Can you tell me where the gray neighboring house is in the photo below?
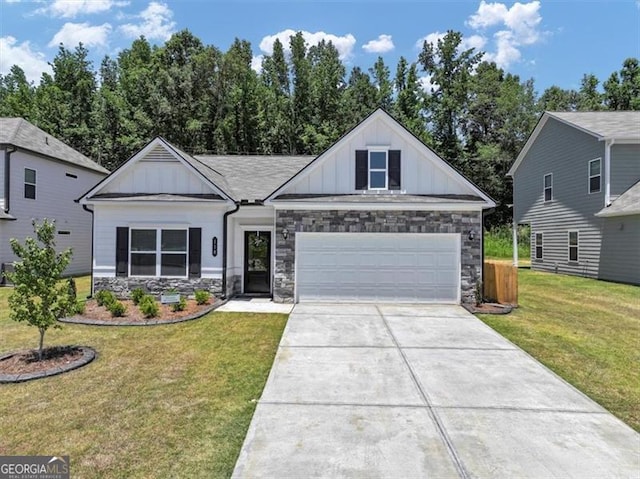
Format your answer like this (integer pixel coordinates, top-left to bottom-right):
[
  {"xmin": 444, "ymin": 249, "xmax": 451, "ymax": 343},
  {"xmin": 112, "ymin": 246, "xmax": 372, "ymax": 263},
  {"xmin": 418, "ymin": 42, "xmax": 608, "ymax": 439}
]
[
  {"xmin": 508, "ymin": 111, "xmax": 640, "ymax": 285},
  {"xmin": 1, "ymin": 118, "xmax": 109, "ymax": 280},
  {"xmin": 79, "ymin": 109, "xmax": 496, "ymax": 304}
]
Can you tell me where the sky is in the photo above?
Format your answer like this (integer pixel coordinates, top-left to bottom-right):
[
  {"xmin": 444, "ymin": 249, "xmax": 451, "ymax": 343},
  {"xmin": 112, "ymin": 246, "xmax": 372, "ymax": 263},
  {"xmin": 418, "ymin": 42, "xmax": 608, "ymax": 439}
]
[{"xmin": 0, "ymin": 0, "xmax": 639, "ymax": 94}]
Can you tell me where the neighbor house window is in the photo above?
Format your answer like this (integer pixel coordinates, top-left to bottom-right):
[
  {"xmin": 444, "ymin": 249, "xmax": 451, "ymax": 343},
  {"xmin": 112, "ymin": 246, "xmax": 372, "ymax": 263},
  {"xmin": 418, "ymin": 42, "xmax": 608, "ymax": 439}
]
[
  {"xmin": 535, "ymin": 233, "xmax": 543, "ymax": 260},
  {"xmin": 543, "ymin": 174, "xmax": 552, "ymax": 202},
  {"xmin": 130, "ymin": 228, "xmax": 188, "ymax": 277},
  {"xmin": 568, "ymin": 231, "xmax": 579, "ymax": 262},
  {"xmin": 589, "ymin": 159, "xmax": 601, "ymax": 194},
  {"xmin": 24, "ymin": 168, "xmax": 36, "ymax": 199},
  {"xmin": 369, "ymin": 151, "xmax": 388, "ymax": 189}
]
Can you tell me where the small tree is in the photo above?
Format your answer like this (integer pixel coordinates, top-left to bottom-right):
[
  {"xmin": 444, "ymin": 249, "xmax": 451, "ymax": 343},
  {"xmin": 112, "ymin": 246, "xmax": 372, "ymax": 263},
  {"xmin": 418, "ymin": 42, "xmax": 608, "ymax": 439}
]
[{"xmin": 6, "ymin": 219, "xmax": 73, "ymax": 361}]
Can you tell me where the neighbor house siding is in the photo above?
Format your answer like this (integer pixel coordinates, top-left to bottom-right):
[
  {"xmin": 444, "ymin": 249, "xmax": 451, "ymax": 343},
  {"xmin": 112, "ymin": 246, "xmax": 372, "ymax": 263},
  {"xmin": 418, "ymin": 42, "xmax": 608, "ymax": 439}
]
[
  {"xmin": 598, "ymin": 215, "xmax": 640, "ymax": 284},
  {"xmin": 610, "ymin": 144, "xmax": 640, "ymax": 198},
  {"xmin": 0, "ymin": 149, "xmax": 5, "ymax": 211},
  {"xmin": 0, "ymin": 150, "xmax": 106, "ymax": 276},
  {"xmin": 513, "ymin": 117, "xmax": 606, "ymax": 278}
]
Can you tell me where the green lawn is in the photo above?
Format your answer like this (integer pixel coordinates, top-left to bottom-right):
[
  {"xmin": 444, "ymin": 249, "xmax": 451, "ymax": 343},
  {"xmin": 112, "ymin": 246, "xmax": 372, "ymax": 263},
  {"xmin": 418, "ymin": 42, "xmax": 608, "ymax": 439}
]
[
  {"xmin": 0, "ymin": 277, "xmax": 287, "ymax": 478},
  {"xmin": 478, "ymin": 269, "xmax": 640, "ymax": 431}
]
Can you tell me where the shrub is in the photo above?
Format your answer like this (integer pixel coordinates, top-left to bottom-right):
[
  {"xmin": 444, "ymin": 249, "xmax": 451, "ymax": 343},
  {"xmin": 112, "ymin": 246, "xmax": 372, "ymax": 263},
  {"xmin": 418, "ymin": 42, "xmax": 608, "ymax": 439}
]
[
  {"xmin": 171, "ymin": 296, "xmax": 187, "ymax": 312},
  {"xmin": 194, "ymin": 290, "xmax": 210, "ymax": 305},
  {"xmin": 95, "ymin": 289, "xmax": 116, "ymax": 307},
  {"xmin": 131, "ymin": 288, "xmax": 145, "ymax": 305},
  {"xmin": 74, "ymin": 300, "xmax": 86, "ymax": 315},
  {"xmin": 139, "ymin": 295, "xmax": 159, "ymax": 318},
  {"xmin": 109, "ymin": 301, "xmax": 127, "ymax": 317},
  {"xmin": 67, "ymin": 277, "xmax": 77, "ymax": 303}
]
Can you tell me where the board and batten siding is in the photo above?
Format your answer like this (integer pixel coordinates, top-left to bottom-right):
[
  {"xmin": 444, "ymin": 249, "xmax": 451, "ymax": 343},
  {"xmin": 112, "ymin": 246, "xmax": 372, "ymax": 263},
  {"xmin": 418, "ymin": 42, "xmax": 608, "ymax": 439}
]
[
  {"xmin": 285, "ymin": 116, "xmax": 471, "ymax": 196},
  {"xmin": 92, "ymin": 203, "xmax": 226, "ymax": 279},
  {"xmin": 610, "ymin": 144, "xmax": 640, "ymax": 198},
  {"xmin": 513, "ymin": 117, "xmax": 607, "ymax": 278},
  {"xmin": 598, "ymin": 215, "xmax": 640, "ymax": 284},
  {"xmin": 0, "ymin": 150, "xmax": 106, "ymax": 276}
]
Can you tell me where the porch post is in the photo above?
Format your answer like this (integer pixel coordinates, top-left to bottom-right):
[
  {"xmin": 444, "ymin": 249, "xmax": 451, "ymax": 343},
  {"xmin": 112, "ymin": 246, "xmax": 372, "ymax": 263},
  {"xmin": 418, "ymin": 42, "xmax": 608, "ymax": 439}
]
[{"xmin": 512, "ymin": 220, "xmax": 519, "ymax": 267}]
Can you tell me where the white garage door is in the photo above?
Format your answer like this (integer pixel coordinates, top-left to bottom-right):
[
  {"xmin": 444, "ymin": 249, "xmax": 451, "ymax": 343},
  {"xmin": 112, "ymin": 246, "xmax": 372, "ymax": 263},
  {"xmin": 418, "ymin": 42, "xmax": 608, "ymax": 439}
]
[{"xmin": 296, "ymin": 233, "xmax": 460, "ymax": 303}]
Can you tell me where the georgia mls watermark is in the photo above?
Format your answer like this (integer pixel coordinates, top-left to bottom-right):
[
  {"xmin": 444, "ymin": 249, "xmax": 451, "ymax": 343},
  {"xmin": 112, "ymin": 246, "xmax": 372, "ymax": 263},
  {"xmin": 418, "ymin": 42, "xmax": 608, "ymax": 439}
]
[{"xmin": 0, "ymin": 456, "xmax": 69, "ymax": 479}]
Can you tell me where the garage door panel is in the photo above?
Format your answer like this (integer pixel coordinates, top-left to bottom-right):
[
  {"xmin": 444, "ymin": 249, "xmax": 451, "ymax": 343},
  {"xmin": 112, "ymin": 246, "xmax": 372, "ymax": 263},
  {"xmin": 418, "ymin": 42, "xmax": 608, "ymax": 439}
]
[{"xmin": 296, "ymin": 233, "xmax": 460, "ymax": 303}]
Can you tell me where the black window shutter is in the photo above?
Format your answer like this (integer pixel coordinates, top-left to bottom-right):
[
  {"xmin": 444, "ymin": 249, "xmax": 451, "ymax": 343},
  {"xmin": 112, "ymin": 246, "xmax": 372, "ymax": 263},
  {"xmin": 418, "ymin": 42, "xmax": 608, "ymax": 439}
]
[
  {"xmin": 189, "ymin": 228, "xmax": 202, "ymax": 278},
  {"xmin": 115, "ymin": 227, "xmax": 129, "ymax": 277},
  {"xmin": 388, "ymin": 150, "xmax": 401, "ymax": 190},
  {"xmin": 355, "ymin": 150, "xmax": 368, "ymax": 190}
]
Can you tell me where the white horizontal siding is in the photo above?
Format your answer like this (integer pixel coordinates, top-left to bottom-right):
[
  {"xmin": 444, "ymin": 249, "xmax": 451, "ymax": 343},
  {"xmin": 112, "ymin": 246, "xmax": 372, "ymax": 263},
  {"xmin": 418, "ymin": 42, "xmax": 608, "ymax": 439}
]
[
  {"xmin": 610, "ymin": 144, "xmax": 640, "ymax": 198},
  {"xmin": 285, "ymin": 116, "xmax": 472, "ymax": 196},
  {"xmin": 0, "ymin": 150, "xmax": 106, "ymax": 276},
  {"xmin": 598, "ymin": 215, "xmax": 640, "ymax": 284}
]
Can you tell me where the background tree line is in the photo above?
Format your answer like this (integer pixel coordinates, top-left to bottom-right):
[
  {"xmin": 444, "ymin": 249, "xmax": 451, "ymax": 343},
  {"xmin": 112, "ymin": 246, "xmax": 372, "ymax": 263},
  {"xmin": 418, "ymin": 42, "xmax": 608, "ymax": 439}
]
[{"xmin": 1, "ymin": 29, "xmax": 638, "ymax": 226}]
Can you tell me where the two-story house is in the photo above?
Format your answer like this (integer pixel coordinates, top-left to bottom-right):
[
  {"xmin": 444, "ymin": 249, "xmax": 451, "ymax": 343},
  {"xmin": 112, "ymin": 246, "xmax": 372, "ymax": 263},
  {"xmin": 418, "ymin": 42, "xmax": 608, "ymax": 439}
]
[
  {"xmin": 509, "ymin": 111, "xmax": 640, "ymax": 285},
  {"xmin": 78, "ymin": 109, "xmax": 496, "ymax": 304},
  {"xmin": 1, "ymin": 118, "xmax": 109, "ymax": 280}
]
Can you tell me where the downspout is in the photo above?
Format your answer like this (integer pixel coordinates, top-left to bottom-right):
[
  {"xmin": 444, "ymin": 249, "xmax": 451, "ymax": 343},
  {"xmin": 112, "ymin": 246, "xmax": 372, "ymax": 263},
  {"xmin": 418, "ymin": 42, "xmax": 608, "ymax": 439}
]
[
  {"xmin": 604, "ymin": 138, "xmax": 614, "ymax": 207},
  {"xmin": 221, "ymin": 201, "xmax": 241, "ymax": 299},
  {"xmin": 82, "ymin": 204, "xmax": 95, "ymax": 298},
  {"xmin": 4, "ymin": 145, "xmax": 17, "ymax": 214}
]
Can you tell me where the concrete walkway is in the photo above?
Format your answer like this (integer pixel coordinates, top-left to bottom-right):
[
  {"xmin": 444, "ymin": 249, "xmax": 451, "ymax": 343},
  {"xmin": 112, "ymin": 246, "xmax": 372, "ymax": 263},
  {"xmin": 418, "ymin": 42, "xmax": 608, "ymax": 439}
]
[
  {"xmin": 216, "ymin": 297, "xmax": 294, "ymax": 314},
  {"xmin": 232, "ymin": 303, "xmax": 640, "ymax": 478}
]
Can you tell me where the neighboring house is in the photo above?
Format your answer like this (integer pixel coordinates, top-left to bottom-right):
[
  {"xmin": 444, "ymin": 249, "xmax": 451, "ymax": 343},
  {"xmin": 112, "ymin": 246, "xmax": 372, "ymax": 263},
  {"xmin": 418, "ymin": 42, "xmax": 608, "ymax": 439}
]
[
  {"xmin": 508, "ymin": 111, "xmax": 640, "ymax": 285},
  {"xmin": 79, "ymin": 109, "xmax": 496, "ymax": 304},
  {"xmin": 0, "ymin": 118, "xmax": 109, "ymax": 280}
]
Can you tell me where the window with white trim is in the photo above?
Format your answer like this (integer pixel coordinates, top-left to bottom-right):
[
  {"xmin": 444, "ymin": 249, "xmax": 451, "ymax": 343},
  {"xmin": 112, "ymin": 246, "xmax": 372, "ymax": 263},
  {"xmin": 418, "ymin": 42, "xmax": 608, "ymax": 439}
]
[
  {"xmin": 24, "ymin": 168, "xmax": 36, "ymax": 199},
  {"xmin": 589, "ymin": 159, "xmax": 601, "ymax": 194},
  {"xmin": 543, "ymin": 174, "xmax": 552, "ymax": 202},
  {"xmin": 535, "ymin": 233, "xmax": 543, "ymax": 260},
  {"xmin": 369, "ymin": 151, "xmax": 387, "ymax": 189},
  {"xmin": 130, "ymin": 228, "xmax": 187, "ymax": 277},
  {"xmin": 568, "ymin": 231, "xmax": 579, "ymax": 262}
]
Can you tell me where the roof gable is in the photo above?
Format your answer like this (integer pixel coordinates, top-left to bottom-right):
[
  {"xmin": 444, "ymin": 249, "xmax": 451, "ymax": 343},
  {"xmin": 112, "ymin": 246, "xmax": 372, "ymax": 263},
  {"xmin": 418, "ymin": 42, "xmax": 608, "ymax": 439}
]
[
  {"xmin": 79, "ymin": 137, "xmax": 232, "ymax": 203},
  {"xmin": 0, "ymin": 117, "xmax": 109, "ymax": 174},
  {"xmin": 265, "ymin": 108, "xmax": 495, "ymax": 206}
]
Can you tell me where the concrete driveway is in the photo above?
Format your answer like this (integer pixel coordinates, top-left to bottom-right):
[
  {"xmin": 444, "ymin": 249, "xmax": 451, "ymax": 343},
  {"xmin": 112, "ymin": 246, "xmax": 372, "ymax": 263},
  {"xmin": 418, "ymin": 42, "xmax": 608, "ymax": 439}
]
[{"xmin": 232, "ymin": 304, "xmax": 639, "ymax": 478}]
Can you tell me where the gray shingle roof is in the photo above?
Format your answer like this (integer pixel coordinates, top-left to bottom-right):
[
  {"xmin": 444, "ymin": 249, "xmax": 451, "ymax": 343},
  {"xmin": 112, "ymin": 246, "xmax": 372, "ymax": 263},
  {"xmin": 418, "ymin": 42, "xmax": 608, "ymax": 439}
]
[
  {"xmin": 596, "ymin": 181, "xmax": 640, "ymax": 217},
  {"xmin": 194, "ymin": 155, "xmax": 315, "ymax": 201},
  {"xmin": 0, "ymin": 118, "xmax": 109, "ymax": 174},
  {"xmin": 272, "ymin": 194, "xmax": 485, "ymax": 203},
  {"xmin": 548, "ymin": 111, "xmax": 640, "ymax": 140}
]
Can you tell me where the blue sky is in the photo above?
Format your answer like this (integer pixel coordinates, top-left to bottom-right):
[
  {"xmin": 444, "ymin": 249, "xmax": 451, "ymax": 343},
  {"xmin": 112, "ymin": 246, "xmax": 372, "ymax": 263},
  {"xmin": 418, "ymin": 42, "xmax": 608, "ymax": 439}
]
[{"xmin": 1, "ymin": 0, "xmax": 639, "ymax": 94}]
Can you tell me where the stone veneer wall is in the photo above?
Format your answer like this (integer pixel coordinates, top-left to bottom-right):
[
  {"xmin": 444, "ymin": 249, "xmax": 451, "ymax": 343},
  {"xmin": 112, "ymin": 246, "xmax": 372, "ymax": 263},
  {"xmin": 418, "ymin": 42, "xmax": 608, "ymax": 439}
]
[
  {"xmin": 94, "ymin": 277, "xmax": 222, "ymax": 299},
  {"xmin": 274, "ymin": 209, "xmax": 482, "ymax": 304}
]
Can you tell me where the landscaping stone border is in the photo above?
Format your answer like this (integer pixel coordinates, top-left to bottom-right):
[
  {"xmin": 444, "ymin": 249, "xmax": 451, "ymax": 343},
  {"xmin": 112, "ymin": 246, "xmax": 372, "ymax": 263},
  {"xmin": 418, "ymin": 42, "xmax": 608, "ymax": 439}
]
[
  {"xmin": 58, "ymin": 300, "xmax": 225, "ymax": 327},
  {"xmin": 0, "ymin": 346, "xmax": 96, "ymax": 383}
]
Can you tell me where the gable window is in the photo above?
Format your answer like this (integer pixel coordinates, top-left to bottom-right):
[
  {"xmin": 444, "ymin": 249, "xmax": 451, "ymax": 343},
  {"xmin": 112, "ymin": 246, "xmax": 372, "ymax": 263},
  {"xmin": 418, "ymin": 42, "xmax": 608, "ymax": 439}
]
[
  {"xmin": 130, "ymin": 228, "xmax": 187, "ymax": 277},
  {"xmin": 24, "ymin": 168, "xmax": 36, "ymax": 199},
  {"xmin": 355, "ymin": 150, "xmax": 401, "ymax": 190},
  {"xmin": 589, "ymin": 159, "xmax": 601, "ymax": 194},
  {"xmin": 535, "ymin": 233, "xmax": 543, "ymax": 260},
  {"xmin": 568, "ymin": 231, "xmax": 579, "ymax": 262},
  {"xmin": 543, "ymin": 174, "xmax": 552, "ymax": 202}
]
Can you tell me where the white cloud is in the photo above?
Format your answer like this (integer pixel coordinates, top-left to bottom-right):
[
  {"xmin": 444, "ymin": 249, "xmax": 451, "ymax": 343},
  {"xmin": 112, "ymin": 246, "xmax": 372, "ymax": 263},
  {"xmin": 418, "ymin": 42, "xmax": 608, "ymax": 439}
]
[
  {"xmin": 0, "ymin": 36, "xmax": 52, "ymax": 84},
  {"xmin": 259, "ymin": 29, "xmax": 356, "ymax": 61},
  {"xmin": 119, "ymin": 1, "xmax": 176, "ymax": 41},
  {"xmin": 415, "ymin": 31, "xmax": 446, "ymax": 50},
  {"xmin": 418, "ymin": 74, "xmax": 438, "ymax": 94},
  {"xmin": 48, "ymin": 22, "xmax": 112, "ymax": 48},
  {"xmin": 466, "ymin": 1, "xmax": 544, "ymax": 68},
  {"xmin": 362, "ymin": 34, "xmax": 394, "ymax": 54},
  {"xmin": 36, "ymin": 0, "xmax": 129, "ymax": 18},
  {"xmin": 251, "ymin": 55, "xmax": 263, "ymax": 73}
]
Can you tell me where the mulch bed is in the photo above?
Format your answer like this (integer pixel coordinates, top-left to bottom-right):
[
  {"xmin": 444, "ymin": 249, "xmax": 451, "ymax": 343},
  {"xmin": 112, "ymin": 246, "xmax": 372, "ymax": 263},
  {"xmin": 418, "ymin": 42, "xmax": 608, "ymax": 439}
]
[
  {"xmin": 0, "ymin": 346, "xmax": 96, "ymax": 383},
  {"xmin": 60, "ymin": 298, "xmax": 221, "ymax": 326},
  {"xmin": 464, "ymin": 302, "xmax": 514, "ymax": 314}
]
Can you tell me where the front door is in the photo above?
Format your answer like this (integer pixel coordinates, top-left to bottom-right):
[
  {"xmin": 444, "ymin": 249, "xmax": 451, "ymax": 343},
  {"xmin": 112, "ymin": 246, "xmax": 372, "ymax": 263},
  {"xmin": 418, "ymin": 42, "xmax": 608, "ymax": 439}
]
[{"xmin": 244, "ymin": 231, "xmax": 271, "ymax": 294}]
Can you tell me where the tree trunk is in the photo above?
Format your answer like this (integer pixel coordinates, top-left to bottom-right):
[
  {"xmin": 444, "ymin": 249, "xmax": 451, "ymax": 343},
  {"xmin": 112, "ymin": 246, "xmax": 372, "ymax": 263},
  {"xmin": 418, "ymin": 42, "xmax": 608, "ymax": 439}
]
[{"xmin": 38, "ymin": 328, "xmax": 45, "ymax": 361}]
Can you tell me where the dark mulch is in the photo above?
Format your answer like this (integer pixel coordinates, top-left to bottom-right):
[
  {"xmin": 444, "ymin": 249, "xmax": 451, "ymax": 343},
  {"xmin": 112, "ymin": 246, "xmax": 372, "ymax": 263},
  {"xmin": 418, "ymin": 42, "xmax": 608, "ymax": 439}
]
[
  {"xmin": 464, "ymin": 303, "xmax": 514, "ymax": 314},
  {"xmin": 0, "ymin": 346, "xmax": 84, "ymax": 375}
]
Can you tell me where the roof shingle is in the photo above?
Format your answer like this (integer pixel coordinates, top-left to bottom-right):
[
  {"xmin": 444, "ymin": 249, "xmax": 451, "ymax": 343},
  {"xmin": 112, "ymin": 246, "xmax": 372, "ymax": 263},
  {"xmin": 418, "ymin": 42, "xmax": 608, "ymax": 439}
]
[{"xmin": 548, "ymin": 111, "xmax": 640, "ymax": 140}]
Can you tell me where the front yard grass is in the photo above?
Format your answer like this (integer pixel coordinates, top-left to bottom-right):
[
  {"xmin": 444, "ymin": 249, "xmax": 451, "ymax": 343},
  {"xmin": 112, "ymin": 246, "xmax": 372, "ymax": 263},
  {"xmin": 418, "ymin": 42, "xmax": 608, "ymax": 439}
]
[
  {"xmin": 0, "ymin": 277, "xmax": 287, "ymax": 478},
  {"xmin": 478, "ymin": 269, "xmax": 640, "ymax": 431}
]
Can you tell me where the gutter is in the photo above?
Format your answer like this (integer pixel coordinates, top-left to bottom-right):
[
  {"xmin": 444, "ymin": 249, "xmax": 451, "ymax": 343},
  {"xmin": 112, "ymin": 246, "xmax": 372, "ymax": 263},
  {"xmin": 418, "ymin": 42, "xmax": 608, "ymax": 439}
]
[
  {"xmin": 3, "ymin": 145, "xmax": 17, "ymax": 214},
  {"xmin": 221, "ymin": 201, "xmax": 241, "ymax": 299},
  {"xmin": 82, "ymin": 204, "xmax": 95, "ymax": 298}
]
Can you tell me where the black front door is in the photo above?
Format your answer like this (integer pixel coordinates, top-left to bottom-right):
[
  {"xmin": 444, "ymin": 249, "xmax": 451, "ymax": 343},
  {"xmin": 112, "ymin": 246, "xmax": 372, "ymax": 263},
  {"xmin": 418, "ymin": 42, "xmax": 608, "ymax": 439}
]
[{"xmin": 244, "ymin": 231, "xmax": 271, "ymax": 294}]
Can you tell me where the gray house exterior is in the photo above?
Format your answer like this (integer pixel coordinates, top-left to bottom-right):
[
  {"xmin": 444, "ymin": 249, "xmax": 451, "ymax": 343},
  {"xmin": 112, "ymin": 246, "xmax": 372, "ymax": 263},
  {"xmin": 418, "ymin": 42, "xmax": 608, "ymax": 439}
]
[
  {"xmin": 509, "ymin": 111, "xmax": 640, "ymax": 285},
  {"xmin": 1, "ymin": 118, "xmax": 109, "ymax": 279}
]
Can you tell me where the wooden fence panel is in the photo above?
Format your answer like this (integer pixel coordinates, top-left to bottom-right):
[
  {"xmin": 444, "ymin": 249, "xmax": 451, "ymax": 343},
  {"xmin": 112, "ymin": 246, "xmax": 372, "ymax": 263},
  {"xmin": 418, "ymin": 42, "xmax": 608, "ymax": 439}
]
[{"xmin": 484, "ymin": 261, "xmax": 518, "ymax": 306}]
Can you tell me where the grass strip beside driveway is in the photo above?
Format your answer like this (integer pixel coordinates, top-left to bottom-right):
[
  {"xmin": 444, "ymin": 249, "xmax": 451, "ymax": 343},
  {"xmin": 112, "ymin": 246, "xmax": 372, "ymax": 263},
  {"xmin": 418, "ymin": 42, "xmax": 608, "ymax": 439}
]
[
  {"xmin": 479, "ymin": 269, "xmax": 640, "ymax": 432},
  {"xmin": 0, "ymin": 278, "xmax": 287, "ymax": 478}
]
